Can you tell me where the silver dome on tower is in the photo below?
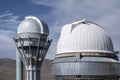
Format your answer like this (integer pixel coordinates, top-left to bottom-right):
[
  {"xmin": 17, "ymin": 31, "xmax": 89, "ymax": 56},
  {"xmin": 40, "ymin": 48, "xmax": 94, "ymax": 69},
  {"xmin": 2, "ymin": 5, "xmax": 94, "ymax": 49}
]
[
  {"xmin": 52, "ymin": 19, "xmax": 120, "ymax": 80},
  {"xmin": 17, "ymin": 16, "xmax": 49, "ymax": 35},
  {"xmin": 14, "ymin": 16, "xmax": 52, "ymax": 80}
]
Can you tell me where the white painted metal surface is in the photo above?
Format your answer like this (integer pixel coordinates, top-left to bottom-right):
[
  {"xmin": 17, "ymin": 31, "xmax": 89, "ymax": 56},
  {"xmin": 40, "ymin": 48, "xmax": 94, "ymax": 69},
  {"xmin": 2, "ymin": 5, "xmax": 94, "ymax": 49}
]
[
  {"xmin": 16, "ymin": 51, "xmax": 23, "ymax": 80},
  {"xmin": 52, "ymin": 61, "xmax": 120, "ymax": 75},
  {"xmin": 17, "ymin": 16, "xmax": 49, "ymax": 35},
  {"xmin": 57, "ymin": 19, "xmax": 114, "ymax": 54}
]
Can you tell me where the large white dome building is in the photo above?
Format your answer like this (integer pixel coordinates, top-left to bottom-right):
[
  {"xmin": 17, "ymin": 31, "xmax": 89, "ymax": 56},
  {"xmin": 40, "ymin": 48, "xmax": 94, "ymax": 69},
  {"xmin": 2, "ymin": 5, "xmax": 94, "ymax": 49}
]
[
  {"xmin": 52, "ymin": 19, "xmax": 120, "ymax": 80},
  {"xmin": 57, "ymin": 19, "xmax": 113, "ymax": 54}
]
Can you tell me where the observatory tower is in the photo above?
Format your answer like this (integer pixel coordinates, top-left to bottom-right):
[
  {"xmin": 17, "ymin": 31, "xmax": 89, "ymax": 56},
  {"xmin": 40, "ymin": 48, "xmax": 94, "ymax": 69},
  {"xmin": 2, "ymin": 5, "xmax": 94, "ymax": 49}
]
[
  {"xmin": 14, "ymin": 16, "xmax": 52, "ymax": 80},
  {"xmin": 52, "ymin": 19, "xmax": 120, "ymax": 80}
]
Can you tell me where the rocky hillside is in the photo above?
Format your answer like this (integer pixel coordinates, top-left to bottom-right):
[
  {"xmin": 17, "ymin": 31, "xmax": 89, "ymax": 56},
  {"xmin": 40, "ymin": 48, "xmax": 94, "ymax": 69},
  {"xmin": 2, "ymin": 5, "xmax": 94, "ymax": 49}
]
[{"xmin": 0, "ymin": 58, "xmax": 53, "ymax": 80}]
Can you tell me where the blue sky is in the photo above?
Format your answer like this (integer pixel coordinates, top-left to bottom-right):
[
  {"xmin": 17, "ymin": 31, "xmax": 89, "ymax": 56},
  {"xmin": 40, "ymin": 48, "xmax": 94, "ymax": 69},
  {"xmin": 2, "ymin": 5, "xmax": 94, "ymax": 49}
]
[{"xmin": 0, "ymin": 0, "xmax": 120, "ymax": 59}]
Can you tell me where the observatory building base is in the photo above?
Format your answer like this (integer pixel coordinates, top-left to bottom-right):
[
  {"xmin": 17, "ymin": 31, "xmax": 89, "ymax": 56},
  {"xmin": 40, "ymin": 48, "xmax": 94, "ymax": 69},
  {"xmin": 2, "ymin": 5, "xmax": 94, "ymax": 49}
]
[
  {"xmin": 53, "ymin": 75, "xmax": 119, "ymax": 80},
  {"xmin": 52, "ymin": 57, "xmax": 120, "ymax": 80}
]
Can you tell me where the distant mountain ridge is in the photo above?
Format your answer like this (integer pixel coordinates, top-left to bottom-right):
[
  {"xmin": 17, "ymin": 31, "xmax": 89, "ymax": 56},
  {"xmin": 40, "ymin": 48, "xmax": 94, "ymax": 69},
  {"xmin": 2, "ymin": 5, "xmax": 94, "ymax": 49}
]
[{"xmin": 0, "ymin": 58, "xmax": 53, "ymax": 80}]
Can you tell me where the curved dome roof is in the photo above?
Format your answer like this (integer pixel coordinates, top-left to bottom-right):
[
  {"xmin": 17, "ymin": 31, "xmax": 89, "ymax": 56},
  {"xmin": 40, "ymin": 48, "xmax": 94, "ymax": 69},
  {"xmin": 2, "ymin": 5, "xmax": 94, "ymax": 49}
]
[
  {"xmin": 17, "ymin": 16, "xmax": 49, "ymax": 35},
  {"xmin": 57, "ymin": 19, "xmax": 114, "ymax": 54}
]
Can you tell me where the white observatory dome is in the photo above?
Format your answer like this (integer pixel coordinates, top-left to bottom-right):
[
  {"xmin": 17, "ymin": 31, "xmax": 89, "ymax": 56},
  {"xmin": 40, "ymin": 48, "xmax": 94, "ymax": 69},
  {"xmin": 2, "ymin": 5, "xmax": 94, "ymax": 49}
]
[
  {"xmin": 17, "ymin": 16, "xmax": 49, "ymax": 35},
  {"xmin": 57, "ymin": 19, "xmax": 114, "ymax": 54}
]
